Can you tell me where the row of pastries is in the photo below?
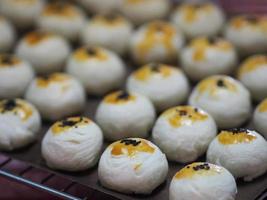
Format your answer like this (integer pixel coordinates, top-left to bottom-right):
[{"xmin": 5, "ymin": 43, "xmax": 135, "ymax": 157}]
[{"xmin": 0, "ymin": 0, "xmax": 267, "ymax": 200}]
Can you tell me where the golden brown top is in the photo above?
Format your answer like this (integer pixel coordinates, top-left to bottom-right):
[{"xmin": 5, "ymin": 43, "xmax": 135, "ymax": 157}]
[
  {"xmin": 133, "ymin": 63, "xmax": 175, "ymax": 81},
  {"xmin": 73, "ymin": 47, "xmax": 108, "ymax": 62},
  {"xmin": 11, "ymin": 0, "xmax": 38, "ymax": 5},
  {"xmin": 137, "ymin": 21, "xmax": 177, "ymax": 61},
  {"xmin": 104, "ymin": 91, "xmax": 136, "ymax": 105},
  {"xmin": 92, "ymin": 14, "xmax": 127, "ymax": 27},
  {"xmin": 218, "ymin": 129, "xmax": 257, "ymax": 145},
  {"xmin": 189, "ymin": 37, "xmax": 233, "ymax": 61},
  {"xmin": 0, "ymin": 54, "xmax": 20, "ymax": 67},
  {"xmin": 111, "ymin": 138, "xmax": 155, "ymax": 157},
  {"xmin": 230, "ymin": 16, "xmax": 267, "ymax": 32},
  {"xmin": 258, "ymin": 98, "xmax": 267, "ymax": 113},
  {"xmin": 196, "ymin": 76, "xmax": 237, "ymax": 99},
  {"xmin": 42, "ymin": 2, "xmax": 80, "ymax": 18},
  {"xmin": 238, "ymin": 55, "xmax": 267, "ymax": 78},
  {"xmin": 0, "ymin": 99, "xmax": 33, "ymax": 121},
  {"xmin": 25, "ymin": 31, "xmax": 53, "ymax": 45},
  {"xmin": 36, "ymin": 73, "xmax": 71, "ymax": 88},
  {"xmin": 175, "ymin": 162, "xmax": 223, "ymax": 179},
  {"xmin": 126, "ymin": 0, "xmax": 146, "ymax": 4},
  {"xmin": 51, "ymin": 116, "xmax": 91, "ymax": 135},
  {"xmin": 178, "ymin": 3, "xmax": 214, "ymax": 22},
  {"xmin": 162, "ymin": 106, "xmax": 208, "ymax": 128}
]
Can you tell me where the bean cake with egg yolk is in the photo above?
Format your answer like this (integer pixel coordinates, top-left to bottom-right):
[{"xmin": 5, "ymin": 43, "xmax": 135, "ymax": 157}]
[
  {"xmin": 130, "ymin": 20, "xmax": 184, "ymax": 65},
  {"xmin": 207, "ymin": 128, "xmax": 267, "ymax": 181},
  {"xmin": 95, "ymin": 91, "xmax": 155, "ymax": 141},
  {"xmin": 253, "ymin": 98, "xmax": 267, "ymax": 139},
  {"xmin": 127, "ymin": 63, "xmax": 189, "ymax": 111},
  {"xmin": 66, "ymin": 46, "xmax": 126, "ymax": 96},
  {"xmin": 0, "ymin": 17, "xmax": 16, "ymax": 52},
  {"xmin": 25, "ymin": 73, "xmax": 86, "ymax": 121},
  {"xmin": 169, "ymin": 162, "xmax": 237, "ymax": 200},
  {"xmin": 42, "ymin": 116, "xmax": 103, "ymax": 171},
  {"xmin": 171, "ymin": 2, "xmax": 225, "ymax": 38},
  {"xmin": 181, "ymin": 37, "xmax": 237, "ymax": 81},
  {"xmin": 0, "ymin": 54, "xmax": 34, "ymax": 99},
  {"xmin": 0, "ymin": 99, "xmax": 41, "ymax": 151},
  {"xmin": 189, "ymin": 75, "xmax": 251, "ymax": 129},
  {"xmin": 152, "ymin": 105, "xmax": 217, "ymax": 163},
  {"xmin": 98, "ymin": 138, "xmax": 168, "ymax": 194}
]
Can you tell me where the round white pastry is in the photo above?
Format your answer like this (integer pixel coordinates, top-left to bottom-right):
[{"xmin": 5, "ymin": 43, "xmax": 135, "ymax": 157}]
[
  {"xmin": 0, "ymin": 99, "xmax": 41, "ymax": 151},
  {"xmin": 42, "ymin": 116, "xmax": 103, "ymax": 171},
  {"xmin": 0, "ymin": 17, "xmax": 16, "ymax": 52},
  {"xmin": 16, "ymin": 31, "xmax": 71, "ymax": 74},
  {"xmin": 171, "ymin": 3, "xmax": 225, "ymax": 39},
  {"xmin": 25, "ymin": 73, "xmax": 86, "ymax": 121},
  {"xmin": 127, "ymin": 63, "xmax": 189, "ymax": 112},
  {"xmin": 238, "ymin": 55, "xmax": 267, "ymax": 102},
  {"xmin": 181, "ymin": 37, "xmax": 237, "ymax": 81},
  {"xmin": 0, "ymin": 54, "xmax": 34, "ymax": 99},
  {"xmin": 81, "ymin": 15, "xmax": 133, "ymax": 55},
  {"xmin": 169, "ymin": 162, "xmax": 237, "ymax": 200},
  {"xmin": 0, "ymin": 0, "xmax": 44, "ymax": 29},
  {"xmin": 66, "ymin": 46, "xmax": 125, "ymax": 96},
  {"xmin": 77, "ymin": 0, "xmax": 120, "ymax": 14},
  {"xmin": 152, "ymin": 106, "xmax": 217, "ymax": 163},
  {"xmin": 37, "ymin": 2, "xmax": 86, "ymax": 41},
  {"xmin": 207, "ymin": 129, "xmax": 267, "ymax": 181},
  {"xmin": 253, "ymin": 99, "xmax": 267, "ymax": 139},
  {"xmin": 130, "ymin": 21, "xmax": 184, "ymax": 65},
  {"xmin": 224, "ymin": 16, "xmax": 267, "ymax": 55},
  {"xmin": 98, "ymin": 138, "xmax": 168, "ymax": 194},
  {"xmin": 119, "ymin": 0, "xmax": 170, "ymax": 25},
  {"xmin": 189, "ymin": 75, "xmax": 251, "ymax": 129},
  {"xmin": 95, "ymin": 91, "xmax": 156, "ymax": 141}
]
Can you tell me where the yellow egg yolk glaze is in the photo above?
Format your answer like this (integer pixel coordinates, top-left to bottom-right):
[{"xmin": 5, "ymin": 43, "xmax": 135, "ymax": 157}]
[
  {"xmin": 92, "ymin": 15, "xmax": 127, "ymax": 27},
  {"xmin": 0, "ymin": 99, "xmax": 32, "ymax": 121},
  {"xmin": 42, "ymin": 2, "xmax": 79, "ymax": 18},
  {"xmin": 162, "ymin": 106, "xmax": 208, "ymax": 128},
  {"xmin": 230, "ymin": 16, "xmax": 267, "ymax": 32},
  {"xmin": 175, "ymin": 162, "xmax": 223, "ymax": 179},
  {"xmin": 73, "ymin": 47, "xmax": 108, "ymax": 62},
  {"xmin": 36, "ymin": 73, "xmax": 71, "ymax": 88},
  {"xmin": 111, "ymin": 138, "xmax": 155, "ymax": 157},
  {"xmin": 258, "ymin": 99, "xmax": 267, "ymax": 113},
  {"xmin": 25, "ymin": 31, "xmax": 53, "ymax": 45},
  {"xmin": 0, "ymin": 54, "xmax": 20, "ymax": 67},
  {"xmin": 51, "ymin": 116, "xmax": 91, "ymax": 135},
  {"xmin": 137, "ymin": 21, "xmax": 177, "ymax": 62},
  {"xmin": 104, "ymin": 91, "xmax": 136, "ymax": 104},
  {"xmin": 218, "ymin": 129, "xmax": 257, "ymax": 145},
  {"xmin": 238, "ymin": 55, "xmax": 267, "ymax": 78}
]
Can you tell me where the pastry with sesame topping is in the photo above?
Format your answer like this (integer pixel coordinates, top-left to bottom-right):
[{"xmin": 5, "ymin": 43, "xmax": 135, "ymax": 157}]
[
  {"xmin": 66, "ymin": 46, "xmax": 126, "ymax": 95},
  {"xmin": 253, "ymin": 98, "xmax": 267, "ymax": 139},
  {"xmin": 207, "ymin": 129, "xmax": 267, "ymax": 181},
  {"xmin": 127, "ymin": 63, "xmax": 189, "ymax": 111},
  {"xmin": 0, "ymin": 0, "xmax": 44, "ymax": 29},
  {"xmin": 189, "ymin": 75, "xmax": 251, "ymax": 128},
  {"xmin": 0, "ymin": 17, "xmax": 16, "ymax": 52},
  {"xmin": 95, "ymin": 91, "xmax": 156, "ymax": 141},
  {"xmin": 37, "ymin": 2, "xmax": 86, "ymax": 41},
  {"xmin": 16, "ymin": 30, "xmax": 70, "ymax": 74},
  {"xmin": 130, "ymin": 20, "xmax": 184, "ymax": 65},
  {"xmin": 0, "ymin": 54, "xmax": 34, "ymax": 99},
  {"xmin": 224, "ymin": 15, "xmax": 267, "ymax": 55},
  {"xmin": 181, "ymin": 37, "xmax": 237, "ymax": 81},
  {"xmin": 98, "ymin": 138, "xmax": 168, "ymax": 194},
  {"xmin": 0, "ymin": 99, "xmax": 41, "ymax": 151},
  {"xmin": 81, "ymin": 15, "xmax": 133, "ymax": 55},
  {"xmin": 42, "ymin": 116, "xmax": 103, "ymax": 171},
  {"xmin": 119, "ymin": 0, "xmax": 170, "ymax": 25},
  {"xmin": 169, "ymin": 162, "xmax": 236, "ymax": 200},
  {"xmin": 25, "ymin": 73, "xmax": 86, "ymax": 121},
  {"xmin": 238, "ymin": 55, "xmax": 267, "ymax": 101},
  {"xmin": 152, "ymin": 106, "xmax": 217, "ymax": 163},
  {"xmin": 171, "ymin": 2, "xmax": 225, "ymax": 38}
]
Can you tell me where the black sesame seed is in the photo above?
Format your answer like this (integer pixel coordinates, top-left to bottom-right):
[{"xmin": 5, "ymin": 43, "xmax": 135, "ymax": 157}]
[
  {"xmin": 179, "ymin": 110, "xmax": 187, "ymax": 116},
  {"xmin": 217, "ymin": 79, "xmax": 226, "ymax": 88},
  {"xmin": 104, "ymin": 14, "xmax": 118, "ymax": 21},
  {"xmin": 120, "ymin": 139, "xmax": 141, "ymax": 146},
  {"xmin": 194, "ymin": 108, "xmax": 198, "ymax": 113},
  {"xmin": 117, "ymin": 91, "xmax": 130, "ymax": 100},
  {"xmin": 58, "ymin": 117, "xmax": 83, "ymax": 128},
  {"xmin": 2, "ymin": 99, "xmax": 17, "ymax": 113},
  {"xmin": 149, "ymin": 63, "xmax": 161, "ymax": 73},
  {"xmin": 245, "ymin": 16, "xmax": 258, "ymax": 24},
  {"xmin": 225, "ymin": 128, "xmax": 249, "ymax": 135},
  {"xmin": 1, "ymin": 55, "xmax": 14, "ymax": 65},
  {"xmin": 86, "ymin": 47, "xmax": 97, "ymax": 56}
]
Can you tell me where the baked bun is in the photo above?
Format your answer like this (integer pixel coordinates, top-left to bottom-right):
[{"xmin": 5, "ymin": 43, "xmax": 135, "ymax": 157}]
[
  {"xmin": 98, "ymin": 138, "xmax": 168, "ymax": 194},
  {"xmin": 169, "ymin": 162, "xmax": 237, "ymax": 200},
  {"xmin": 207, "ymin": 128, "xmax": 267, "ymax": 181},
  {"xmin": 0, "ymin": 99, "xmax": 41, "ymax": 151}
]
